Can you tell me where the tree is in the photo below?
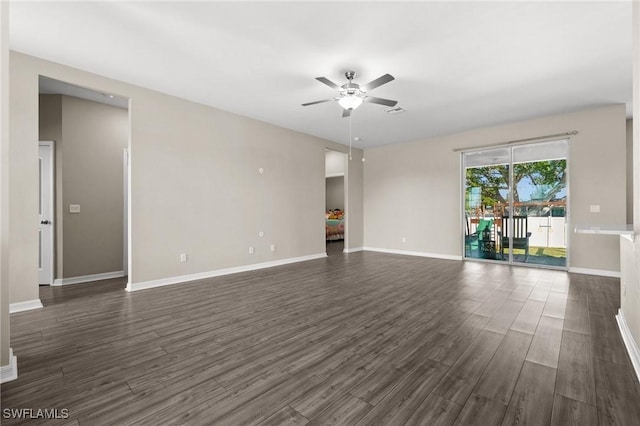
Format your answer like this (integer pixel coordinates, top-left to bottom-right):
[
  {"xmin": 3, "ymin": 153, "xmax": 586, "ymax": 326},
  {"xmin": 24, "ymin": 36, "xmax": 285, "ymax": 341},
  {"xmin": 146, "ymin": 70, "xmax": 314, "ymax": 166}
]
[{"xmin": 465, "ymin": 159, "xmax": 566, "ymax": 212}]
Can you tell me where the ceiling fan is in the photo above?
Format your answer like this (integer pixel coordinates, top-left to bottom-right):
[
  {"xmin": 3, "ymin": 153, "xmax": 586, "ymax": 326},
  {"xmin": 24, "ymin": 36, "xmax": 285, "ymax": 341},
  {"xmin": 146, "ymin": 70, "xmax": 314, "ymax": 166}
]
[{"xmin": 302, "ymin": 71, "xmax": 398, "ymax": 118}]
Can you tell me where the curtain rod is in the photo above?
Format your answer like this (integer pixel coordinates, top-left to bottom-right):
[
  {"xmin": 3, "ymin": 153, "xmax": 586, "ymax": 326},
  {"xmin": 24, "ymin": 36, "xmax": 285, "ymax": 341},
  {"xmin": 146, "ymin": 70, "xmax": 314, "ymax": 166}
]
[{"xmin": 453, "ymin": 130, "xmax": 578, "ymax": 152}]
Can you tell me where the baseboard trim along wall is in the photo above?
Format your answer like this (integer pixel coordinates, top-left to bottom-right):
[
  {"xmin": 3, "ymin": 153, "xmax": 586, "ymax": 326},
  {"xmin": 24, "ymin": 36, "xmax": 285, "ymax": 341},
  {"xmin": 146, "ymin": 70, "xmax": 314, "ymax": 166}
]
[
  {"xmin": 53, "ymin": 270, "xmax": 125, "ymax": 286},
  {"xmin": 568, "ymin": 267, "xmax": 621, "ymax": 278},
  {"xmin": 9, "ymin": 299, "xmax": 43, "ymax": 314},
  {"xmin": 0, "ymin": 348, "xmax": 18, "ymax": 383},
  {"xmin": 616, "ymin": 309, "xmax": 640, "ymax": 382},
  {"xmin": 343, "ymin": 247, "xmax": 364, "ymax": 253},
  {"xmin": 363, "ymin": 247, "xmax": 463, "ymax": 261},
  {"xmin": 128, "ymin": 253, "xmax": 328, "ymax": 292}
]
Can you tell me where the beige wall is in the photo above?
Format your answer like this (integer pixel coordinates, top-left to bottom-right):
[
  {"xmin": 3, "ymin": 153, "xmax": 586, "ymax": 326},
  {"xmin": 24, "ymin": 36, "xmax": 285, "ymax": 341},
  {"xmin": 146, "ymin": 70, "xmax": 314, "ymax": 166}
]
[
  {"xmin": 364, "ymin": 105, "xmax": 627, "ymax": 273},
  {"xmin": 346, "ymin": 149, "xmax": 364, "ymax": 250},
  {"xmin": 1, "ymin": 1, "xmax": 10, "ymax": 367},
  {"xmin": 40, "ymin": 94, "xmax": 128, "ymax": 279},
  {"xmin": 8, "ymin": 51, "xmax": 363, "ymax": 304},
  {"xmin": 326, "ymin": 176, "xmax": 344, "ymax": 211}
]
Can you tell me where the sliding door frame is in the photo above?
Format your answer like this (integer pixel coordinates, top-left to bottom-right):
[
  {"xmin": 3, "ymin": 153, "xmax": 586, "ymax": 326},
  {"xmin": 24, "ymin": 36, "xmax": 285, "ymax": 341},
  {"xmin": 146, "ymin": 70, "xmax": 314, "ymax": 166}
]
[{"xmin": 461, "ymin": 139, "xmax": 570, "ymax": 270}]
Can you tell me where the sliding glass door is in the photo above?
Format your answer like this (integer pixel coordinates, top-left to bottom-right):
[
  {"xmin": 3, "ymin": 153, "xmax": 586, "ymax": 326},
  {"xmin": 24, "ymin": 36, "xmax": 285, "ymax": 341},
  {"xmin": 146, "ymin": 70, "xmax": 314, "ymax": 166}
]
[
  {"xmin": 463, "ymin": 147, "xmax": 510, "ymax": 262},
  {"xmin": 463, "ymin": 140, "xmax": 568, "ymax": 268}
]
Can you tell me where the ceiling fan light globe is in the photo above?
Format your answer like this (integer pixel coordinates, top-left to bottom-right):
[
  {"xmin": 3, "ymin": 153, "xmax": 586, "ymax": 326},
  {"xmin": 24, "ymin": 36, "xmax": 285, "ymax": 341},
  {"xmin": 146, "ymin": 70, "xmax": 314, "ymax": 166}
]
[{"xmin": 338, "ymin": 95, "xmax": 363, "ymax": 110}]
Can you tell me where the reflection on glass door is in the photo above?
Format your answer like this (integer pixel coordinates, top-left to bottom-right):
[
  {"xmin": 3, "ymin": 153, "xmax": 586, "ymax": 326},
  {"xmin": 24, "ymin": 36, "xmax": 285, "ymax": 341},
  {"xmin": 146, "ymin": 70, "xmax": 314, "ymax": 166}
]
[
  {"xmin": 509, "ymin": 141, "xmax": 568, "ymax": 267},
  {"xmin": 463, "ymin": 147, "xmax": 510, "ymax": 262},
  {"xmin": 463, "ymin": 140, "xmax": 569, "ymax": 269}
]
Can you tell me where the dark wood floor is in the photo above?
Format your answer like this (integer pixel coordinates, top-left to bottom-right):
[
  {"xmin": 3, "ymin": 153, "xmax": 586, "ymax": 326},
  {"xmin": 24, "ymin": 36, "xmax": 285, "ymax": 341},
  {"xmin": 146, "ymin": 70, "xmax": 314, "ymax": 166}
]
[{"xmin": 2, "ymin": 251, "xmax": 640, "ymax": 425}]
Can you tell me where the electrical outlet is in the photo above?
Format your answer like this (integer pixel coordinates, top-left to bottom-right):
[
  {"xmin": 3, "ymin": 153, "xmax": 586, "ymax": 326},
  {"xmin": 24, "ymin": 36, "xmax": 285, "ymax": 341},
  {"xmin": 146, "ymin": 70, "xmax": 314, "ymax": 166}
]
[
  {"xmin": 270, "ymin": 244, "xmax": 276, "ymax": 252},
  {"xmin": 249, "ymin": 246, "xmax": 255, "ymax": 254},
  {"xmin": 590, "ymin": 204, "xmax": 600, "ymax": 213},
  {"xmin": 402, "ymin": 237, "xmax": 406, "ymax": 243},
  {"xmin": 180, "ymin": 253, "xmax": 187, "ymax": 263}
]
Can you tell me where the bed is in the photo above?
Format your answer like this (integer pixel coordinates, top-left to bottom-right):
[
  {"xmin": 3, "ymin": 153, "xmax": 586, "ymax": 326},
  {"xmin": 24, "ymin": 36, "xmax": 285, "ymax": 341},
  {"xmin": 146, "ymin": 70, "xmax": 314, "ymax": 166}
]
[{"xmin": 325, "ymin": 211, "xmax": 345, "ymax": 241}]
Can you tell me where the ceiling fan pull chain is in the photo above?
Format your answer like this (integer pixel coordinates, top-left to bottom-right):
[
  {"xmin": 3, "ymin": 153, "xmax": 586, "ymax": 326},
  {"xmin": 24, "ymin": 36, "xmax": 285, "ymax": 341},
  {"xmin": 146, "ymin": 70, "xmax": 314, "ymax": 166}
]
[{"xmin": 349, "ymin": 114, "xmax": 353, "ymax": 161}]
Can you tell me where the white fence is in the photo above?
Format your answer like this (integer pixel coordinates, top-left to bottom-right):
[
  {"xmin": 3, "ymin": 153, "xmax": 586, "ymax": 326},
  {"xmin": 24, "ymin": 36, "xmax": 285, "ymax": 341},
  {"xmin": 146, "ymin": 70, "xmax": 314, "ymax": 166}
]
[
  {"xmin": 469, "ymin": 216, "xmax": 567, "ymax": 249},
  {"xmin": 527, "ymin": 217, "xmax": 566, "ymax": 248}
]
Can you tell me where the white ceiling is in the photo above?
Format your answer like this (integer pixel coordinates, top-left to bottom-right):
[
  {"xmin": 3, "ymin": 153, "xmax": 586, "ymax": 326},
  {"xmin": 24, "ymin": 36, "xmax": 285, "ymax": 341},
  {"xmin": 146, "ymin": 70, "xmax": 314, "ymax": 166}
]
[{"xmin": 9, "ymin": 1, "xmax": 632, "ymax": 149}]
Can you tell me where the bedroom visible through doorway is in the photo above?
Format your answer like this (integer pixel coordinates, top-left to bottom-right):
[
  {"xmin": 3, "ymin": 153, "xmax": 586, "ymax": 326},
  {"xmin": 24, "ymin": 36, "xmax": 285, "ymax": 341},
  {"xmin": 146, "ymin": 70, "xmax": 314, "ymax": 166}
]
[{"xmin": 325, "ymin": 150, "xmax": 347, "ymax": 255}]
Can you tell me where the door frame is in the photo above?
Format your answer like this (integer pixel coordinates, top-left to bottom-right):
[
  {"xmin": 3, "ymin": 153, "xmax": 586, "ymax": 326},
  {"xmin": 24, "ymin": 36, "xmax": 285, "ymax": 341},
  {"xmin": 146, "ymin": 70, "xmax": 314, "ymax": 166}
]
[
  {"xmin": 123, "ymin": 148, "xmax": 129, "ymax": 276},
  {"xmin": 39, "ymin": 141, "xmax": 55, "ymax": 285}
]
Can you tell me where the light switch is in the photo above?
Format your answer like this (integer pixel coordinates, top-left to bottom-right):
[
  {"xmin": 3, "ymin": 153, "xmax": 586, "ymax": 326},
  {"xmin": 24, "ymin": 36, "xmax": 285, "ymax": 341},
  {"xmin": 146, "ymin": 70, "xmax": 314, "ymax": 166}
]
[
  {"xmin": 589, "ymin": 204, "xmax": 600, "ymax": 213},
  {"xmin": 69, "ymin": 204, "xmax": 80, "ymax": 213}
]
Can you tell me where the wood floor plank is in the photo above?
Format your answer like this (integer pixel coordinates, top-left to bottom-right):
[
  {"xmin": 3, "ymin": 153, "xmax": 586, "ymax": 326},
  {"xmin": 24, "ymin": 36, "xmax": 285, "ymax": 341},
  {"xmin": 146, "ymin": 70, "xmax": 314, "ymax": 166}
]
[
  {"xmin": 453, "ymin": 393, "xmax": 507, "ymax": 426},
  {"xmin": 556, "ymin": 330, "xmax": 596, "ymax": 406},
  {"xmin": 484, "ymin": 299, "xmax": 525, "ymax": 334},
  {"xmin": 542, "ymin": 291, "xmax": 568, "ymax": 319},
  {"xmin": 563, "ymin": 297, "xmax": 591, "ymax": 335},
  {"xmin": 510, "ymin": 299, "xmax": 545, "ymax": 335},
  {"xmin": 258, "ymin": 406, "xmax": 309, "ymax": 426},
  {"xmin": 306, "ymin": 394, "xmax": 371, "ymax": 426},
  {"xmin": 473, "ymin": 330, "xmax": 533, "ymax": 405},
  {"xmin": 549, "ymin": 394, "xmax": 597, "ymax": 426},
  {"xmin": 404, "ymin": 393, "xmax": 462, "ymax": 426},
  {"xmin": 475, "ymin": 289, "xmax": 511, "ymax": 317},
  {"xmin": 501, "ymin": 361, "xmax": 556, "ymax": 426},
  {"xmin": 593, "ymin": 357, "xmax": 640, "ymax": 425},
  {"xmin": 432, "ymin": 330, "xmax": 504, "ymax": 405},
  {"xmin": 289, "ymin": 354, "xmax": 372, "ymax": 419},
  {"xmin": 525, "ymin": 315, "xmax": 564, "ymax": 369},
  {"xmin": 427, "ymin": 313, "xmax": 490, "ymax": 366},
  {"xmin": 589, "ymin": 312, "xmax": 631, "ymax": 366},
  {"xmin": 355, "ymin": 360, "xmax": 449, "ymax": 425}
]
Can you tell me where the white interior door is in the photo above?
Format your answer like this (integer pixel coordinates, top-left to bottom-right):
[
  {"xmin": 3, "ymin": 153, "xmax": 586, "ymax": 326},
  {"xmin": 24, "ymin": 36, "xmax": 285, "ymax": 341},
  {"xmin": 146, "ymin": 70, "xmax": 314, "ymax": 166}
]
[{"xmin": 39, "ymin": 142, "xmax": 54, "ymax": 285}]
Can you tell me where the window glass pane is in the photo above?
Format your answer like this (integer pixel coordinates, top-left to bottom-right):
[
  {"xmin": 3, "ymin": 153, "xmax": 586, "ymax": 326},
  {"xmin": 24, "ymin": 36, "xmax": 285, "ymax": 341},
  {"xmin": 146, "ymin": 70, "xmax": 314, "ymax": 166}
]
[
  {"xmin": 463, "ymin": 148, "xmax": 510, "ymax": 261},
  {"xmin": 511, "ymin": 140, "xmax": 568, "ymax": 267}
]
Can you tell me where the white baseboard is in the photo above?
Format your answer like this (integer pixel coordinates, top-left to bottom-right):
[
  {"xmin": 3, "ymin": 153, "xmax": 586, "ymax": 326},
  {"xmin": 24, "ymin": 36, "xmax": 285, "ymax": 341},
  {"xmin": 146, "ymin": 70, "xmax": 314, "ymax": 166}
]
[
  {"xmin": 10, "ymin": 299, "xmax": 43, "ymax": 314},
  {"xmin": 128, "ymin": 253, "xmax": 328, "ymax": 292},
  {"xmin": 616, "ymin": 309, "xmax": 640, "ymax": 382},
  {"xmin": 0, "ymin": 348, "xmax": 17, "ymax": 383},
  {"xmin": 343, "ymin": 246, "xmax": 364, "ymax": 253},
  {"xmin": 568, "ymin": 267, "xmax": 621, "ymax": 278},
  {"xmin": 52, "ymin": 270, "xmax": 125, "ymax": 286},
  {"xmin": 363, "ymin": 247, "xmax": 462, "ymax": 261}
]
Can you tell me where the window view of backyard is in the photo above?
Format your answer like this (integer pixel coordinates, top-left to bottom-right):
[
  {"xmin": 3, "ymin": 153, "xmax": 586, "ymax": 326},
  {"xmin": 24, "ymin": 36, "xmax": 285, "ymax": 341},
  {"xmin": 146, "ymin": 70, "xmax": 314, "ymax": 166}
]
[{"xmin": 463, "ymin": 141, "xmax": 568, "ymax": 268}]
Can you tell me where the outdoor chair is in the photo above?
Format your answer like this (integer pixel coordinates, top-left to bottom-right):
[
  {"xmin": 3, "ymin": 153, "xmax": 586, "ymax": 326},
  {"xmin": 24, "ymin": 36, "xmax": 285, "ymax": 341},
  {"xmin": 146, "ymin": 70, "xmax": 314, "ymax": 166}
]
[
  {"xmin": 465, "ymin": 218, "xmax": 493, "ymax": 257},
  {"xmin": 498, "ymin": 215, "xmax": 532, "ymax": 261}
]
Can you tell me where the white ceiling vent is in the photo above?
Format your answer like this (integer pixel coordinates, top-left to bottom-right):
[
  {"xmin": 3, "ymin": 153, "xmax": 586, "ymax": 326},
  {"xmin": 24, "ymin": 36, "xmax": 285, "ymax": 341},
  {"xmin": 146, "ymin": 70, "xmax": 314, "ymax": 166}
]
[{"xmin": 385, "ymin": 106, "xmax": 406, "ymax": 114}]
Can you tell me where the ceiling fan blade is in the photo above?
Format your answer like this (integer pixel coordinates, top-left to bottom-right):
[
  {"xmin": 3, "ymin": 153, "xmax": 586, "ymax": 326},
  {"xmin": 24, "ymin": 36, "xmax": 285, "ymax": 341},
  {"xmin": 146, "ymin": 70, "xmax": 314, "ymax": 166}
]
[
  {"xmin": 342, "ymin": 108, "xmax": 352, "ymax": 118},
  {"xmin": 315, "ymin": 77, "xmax": 341, "ymax": 90},
  {"xmin": 301, "ymin": 99, "xmax": 334, "ymax": 107},
  {"xmin": 364, "ymin": 96, "xmax": 398, "ymax": 107},
  {"xmin": 361, "ymin": 74, "xmax": 394, "ymax": 91}
]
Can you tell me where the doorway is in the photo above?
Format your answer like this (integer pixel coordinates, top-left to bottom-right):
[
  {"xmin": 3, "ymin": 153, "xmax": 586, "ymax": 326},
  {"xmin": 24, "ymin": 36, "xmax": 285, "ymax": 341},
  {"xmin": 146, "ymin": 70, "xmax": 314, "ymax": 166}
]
[
  {"xmin": 462, "ymin": 140, "xmax": 569, "ymax": 269},
  {"xmin": 325, "ymin": 149, "xmax": 347, "ymax": 255},
  {"xmin": 38, "ymin": 76, "xmax": 130, "ymax": 286}
]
